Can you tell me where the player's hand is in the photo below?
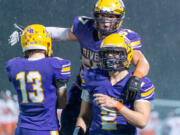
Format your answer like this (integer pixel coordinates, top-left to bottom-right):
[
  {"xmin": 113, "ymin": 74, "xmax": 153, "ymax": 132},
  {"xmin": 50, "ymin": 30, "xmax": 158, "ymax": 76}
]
[
  {"xmin": 125, "ymin": 76, "xmax": 141, "ymax": 103},
  {"xmin": 8, "ymin": 24, "xmax": 24, "ymax": 46},
  {"xmin": 94, "ymin": 93, "xmax": 117, "ymax": 108}
]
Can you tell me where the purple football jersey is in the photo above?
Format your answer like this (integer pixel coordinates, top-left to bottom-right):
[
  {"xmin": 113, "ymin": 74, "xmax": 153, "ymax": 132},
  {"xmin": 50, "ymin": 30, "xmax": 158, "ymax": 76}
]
[
  {"xmin": 81, "ymin": 69, "xmax": 155, "ymax": 135},
  {"xmin": 5, "ymin": 57, "xmax": 71, "ymax": 130}
]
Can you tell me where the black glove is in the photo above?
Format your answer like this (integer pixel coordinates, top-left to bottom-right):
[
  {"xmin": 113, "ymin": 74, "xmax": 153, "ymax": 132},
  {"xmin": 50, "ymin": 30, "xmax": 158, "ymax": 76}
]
[
  {"xmin": 125, "ymin": 76, "xmax": 141, "ymax": 103},
  {"xmin": 73, "ymin": 126, "xmax": 85, "ymax": 135}
]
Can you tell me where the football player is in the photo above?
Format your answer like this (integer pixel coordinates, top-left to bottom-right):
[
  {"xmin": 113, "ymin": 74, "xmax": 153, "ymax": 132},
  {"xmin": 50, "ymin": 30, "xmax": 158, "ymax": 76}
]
[
  {"xmin": 73, "ymin": 33, "xmax": 154, "ymax": 135},
  {"xmin": 8, "ymin": 0, "xmax": 149, "ymax": 134},
  {"xmin": 6, "ymin": 24, "xmax": 71, "ymax": 135}
]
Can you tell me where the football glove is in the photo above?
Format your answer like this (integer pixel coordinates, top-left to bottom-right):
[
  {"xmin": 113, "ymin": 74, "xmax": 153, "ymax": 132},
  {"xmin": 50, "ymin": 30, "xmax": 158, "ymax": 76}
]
[
  {"xmin": 125, "ymin": 76, "xmax": 141, "ymax": 102},
  {"xmin": 8, "ymin": 23, "xmax": 24, "ymax": 46},
  {"xmin": 73, "ymin": 126, "xmax": 85, "ymax": 135}
]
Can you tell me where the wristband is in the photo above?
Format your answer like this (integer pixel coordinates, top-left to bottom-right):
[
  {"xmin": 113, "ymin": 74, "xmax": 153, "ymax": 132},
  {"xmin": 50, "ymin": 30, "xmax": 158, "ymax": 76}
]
[
  {"xmin": 115, "ymin": 101, "xmax": 124, "ymax": 111},
  {"xmin": 132, "ymin": 70, "xmax": 144, "ymax": 79}
]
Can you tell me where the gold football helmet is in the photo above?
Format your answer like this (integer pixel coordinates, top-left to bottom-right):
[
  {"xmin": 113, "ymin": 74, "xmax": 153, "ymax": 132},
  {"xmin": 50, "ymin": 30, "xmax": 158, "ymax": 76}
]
[
  {"xmin": 94, "ymin": 0, "xmax": 125, "ymax": 35},
  {"xmin": 99, "ymin": 33, "xmax": 133, "ymax": 70},
  {"xmin": 21, "ymin": 24, "xmax": 52, "ymax": 56}
]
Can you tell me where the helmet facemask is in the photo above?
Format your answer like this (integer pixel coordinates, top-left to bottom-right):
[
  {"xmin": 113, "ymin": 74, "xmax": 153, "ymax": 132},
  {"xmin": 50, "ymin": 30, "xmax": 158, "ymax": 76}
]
[
  {"xmin": 99, "ymin": 47, "xmax": 128, "ymax": 71},
  {"xmin": 94, "ymin": 13, "xmax": 123, "ymax": 36}
]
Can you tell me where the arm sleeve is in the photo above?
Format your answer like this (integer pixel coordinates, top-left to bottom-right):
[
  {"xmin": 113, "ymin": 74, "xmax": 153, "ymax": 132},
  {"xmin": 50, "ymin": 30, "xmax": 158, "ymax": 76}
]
[
  {"xmin": 51, "ymin": 58, "xmax": 71, "ymax": 80},
  {"xmin": 71, "ymin": 16, "xmax": 92, "ymax": 38},
  {"xmin": 137, "ymin": 77, "xmax": 155, "ymax": 101},
  {"xmin": 5, "ymin": 61, "xmax": 12, "ymax": 82},
  {"xmin": 45, "ymin": 27, "xmax": 70, "ymax": 41},
  {"xmin": 55, "ymin": 79, "xmax": 68, "ymax": 89},
  {"xmin": 71, "ymin": 16, "xmax": 82, "ymax": 36}
]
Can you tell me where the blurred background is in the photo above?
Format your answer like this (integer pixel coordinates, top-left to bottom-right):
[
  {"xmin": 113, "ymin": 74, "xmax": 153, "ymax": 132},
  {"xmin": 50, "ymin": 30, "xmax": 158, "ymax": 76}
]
[{"xmin": 0, "ymin": 0, "xmax": 180, "ymax": 134}]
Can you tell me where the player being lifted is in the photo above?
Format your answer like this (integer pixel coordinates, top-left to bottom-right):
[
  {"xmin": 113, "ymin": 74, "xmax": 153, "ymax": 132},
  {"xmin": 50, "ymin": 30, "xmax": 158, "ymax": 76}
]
[
  {"xmin": 9, "ymin": 0, "xmax": 149, "ymax": 134},
  {"xmin": 73, "ymin": 33, "xmax": 155, "ymax": 135},
  {"xmin": 6, "ymin": 24, "xmax": 71, "ymax": 135}
]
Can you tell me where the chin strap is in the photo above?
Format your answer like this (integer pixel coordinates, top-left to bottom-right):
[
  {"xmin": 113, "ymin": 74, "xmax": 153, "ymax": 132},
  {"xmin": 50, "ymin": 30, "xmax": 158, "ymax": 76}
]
[{"xmin": 8, "ymin": 23, "xmax": 24, "ymax": 46}]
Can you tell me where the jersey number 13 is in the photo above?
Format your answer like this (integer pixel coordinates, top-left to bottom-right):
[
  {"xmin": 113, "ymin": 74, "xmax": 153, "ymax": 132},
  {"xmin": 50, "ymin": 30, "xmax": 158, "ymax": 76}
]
[{"xmin": 16, "ymin": 71, "xmax": 44, "ymax": 103}]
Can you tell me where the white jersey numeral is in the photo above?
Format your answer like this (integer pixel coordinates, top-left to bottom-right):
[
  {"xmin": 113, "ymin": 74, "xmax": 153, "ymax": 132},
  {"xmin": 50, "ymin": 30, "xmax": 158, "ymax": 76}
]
[
  {"xmin": 16, "ymin": 71, "xmax": 44, "ymax": 103},
  {"xmin": 101, "ymin": 107, "xmax": 117, "ymax": 130}
]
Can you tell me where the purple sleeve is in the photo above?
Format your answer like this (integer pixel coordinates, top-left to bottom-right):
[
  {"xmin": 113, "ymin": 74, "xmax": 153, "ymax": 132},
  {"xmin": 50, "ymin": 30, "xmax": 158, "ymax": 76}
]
[
  {"xmin": 51, "ymin": 58, "xmax": 71, "ymax": 80},
  {"xmin": 137, "ymin": 77, "xmax": 155, "ymax": 101},
  {"xmin": 71, "ymin": 16, "xmax": 92, "ymax": 40},
  {"xmin": 71, "ymin": 16, "xmax": 83, "ymax": 37},
  {"xmin": 5, "ymin": 58, "xmax": 18, "ymax": 82},
  {"xmin": 5, "ymin": 61, "xmax": 12, "ymax": 81}
]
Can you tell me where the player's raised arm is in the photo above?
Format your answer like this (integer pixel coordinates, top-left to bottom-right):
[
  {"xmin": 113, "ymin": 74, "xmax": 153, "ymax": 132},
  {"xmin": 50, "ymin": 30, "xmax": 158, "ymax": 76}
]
[
  {"xmin": 119, "ymin": 29, "xmax": 150, "ymax": 103},
  {"xmin": 120, "ymin": 29, "xmax": 150, "ymax": 78},
  {"xmin": 46, "ymin": 27, "xmax": 77, "ymax": 41},
  {"xmin": 8, "ymin": 24, "xmax": 78, "ymax": 46},
  {"xmin": 132, "ymin": 50, "xmax": 150, "ymax": 78}
]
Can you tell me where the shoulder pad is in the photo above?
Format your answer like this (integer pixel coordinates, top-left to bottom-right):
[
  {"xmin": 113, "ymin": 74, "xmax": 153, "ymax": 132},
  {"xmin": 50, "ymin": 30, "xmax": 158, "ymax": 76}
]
[
  {"xmin": 6, "ymin": 57, "xmax": 22, "ymax": 66},
  {"xmin": 119, "ymin": 29, "xmax": 140, "ymax": 41},
  {"xmin": 50, "ymin": 58, "xmax": 71, "ymax": 80},
  {"xmin": 72, "ymin": 16, "xmax": 94, "ymax": 34},
  {"xmin": 76, "ymin": 16, "xmax": 93, "ymax": 24},
  {"xmin": 119, "ymin": 29, "xmax": 142, "ymax": 50},
  {"xmin": 50, "ymin": 58, "xmax": 70, "ymax": 69},
  {"xmin": 5, "ymin": 58, "xmax": 21, "ymax": 82}
]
